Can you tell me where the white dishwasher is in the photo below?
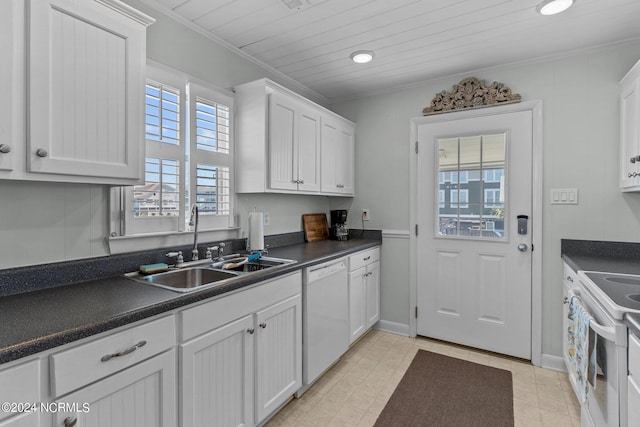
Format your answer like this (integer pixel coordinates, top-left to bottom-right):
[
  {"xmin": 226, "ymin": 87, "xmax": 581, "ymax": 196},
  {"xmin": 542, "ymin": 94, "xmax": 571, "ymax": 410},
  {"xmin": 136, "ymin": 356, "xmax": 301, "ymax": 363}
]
[{"xmin": 300, "ymin": 257, "xmax": 349, "ymax": 393}]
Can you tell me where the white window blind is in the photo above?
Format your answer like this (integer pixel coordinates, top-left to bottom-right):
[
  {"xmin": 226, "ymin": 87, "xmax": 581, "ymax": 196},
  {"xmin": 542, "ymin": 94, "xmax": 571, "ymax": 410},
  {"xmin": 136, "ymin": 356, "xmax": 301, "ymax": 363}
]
[{"xmin": 115, "ymin": 64, "xmax": 234, "ymax": 237}]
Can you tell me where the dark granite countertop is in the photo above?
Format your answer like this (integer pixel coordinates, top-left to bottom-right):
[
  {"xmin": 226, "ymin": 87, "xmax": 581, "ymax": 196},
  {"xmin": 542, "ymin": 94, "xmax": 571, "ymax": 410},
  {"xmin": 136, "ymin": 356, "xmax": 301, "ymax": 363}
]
[
  {"xmin": 561, "ymin": 239, "xmax": 640, "ymax": 339},
  {"xmin": 561, "ymin": 239, "xmax": 640, "ymax": 275},
  {"xmin": 0, "ymin": 237, "xmax": 381, "ymax": 365}
]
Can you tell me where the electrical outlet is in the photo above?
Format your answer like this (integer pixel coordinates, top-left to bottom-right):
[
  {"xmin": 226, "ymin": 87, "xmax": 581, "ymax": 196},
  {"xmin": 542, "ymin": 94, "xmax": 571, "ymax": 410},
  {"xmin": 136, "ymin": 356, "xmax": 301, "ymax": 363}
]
[
  {"xmin": 263, "ymin": 212, "xmax": 270, "ymax": 226},
  {"xmin": 362, "ymin": 209, "xmax": 370, "ymax": 221}
]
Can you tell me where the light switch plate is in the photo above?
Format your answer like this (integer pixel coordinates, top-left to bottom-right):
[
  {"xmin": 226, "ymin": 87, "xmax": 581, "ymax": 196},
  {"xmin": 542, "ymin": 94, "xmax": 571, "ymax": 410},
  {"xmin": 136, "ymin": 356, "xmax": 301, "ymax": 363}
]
[{"xmin": 550, "ymin": 188, "xmax": 578, "ymax": 205}]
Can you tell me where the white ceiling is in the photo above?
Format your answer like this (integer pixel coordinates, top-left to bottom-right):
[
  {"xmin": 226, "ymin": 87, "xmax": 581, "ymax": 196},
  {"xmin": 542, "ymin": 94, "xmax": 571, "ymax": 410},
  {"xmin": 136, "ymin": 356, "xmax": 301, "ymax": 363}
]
[{"xmin": 144, "ymin": 0, "xmax": 640, "ymax": 103}]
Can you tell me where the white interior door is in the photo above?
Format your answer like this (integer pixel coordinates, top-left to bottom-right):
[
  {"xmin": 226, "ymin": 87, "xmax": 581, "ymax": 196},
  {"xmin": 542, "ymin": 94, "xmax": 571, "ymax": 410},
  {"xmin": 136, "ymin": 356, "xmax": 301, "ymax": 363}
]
[{"xmin": 416, "ymin": 110, "xmax": 533, "ymax": 359}]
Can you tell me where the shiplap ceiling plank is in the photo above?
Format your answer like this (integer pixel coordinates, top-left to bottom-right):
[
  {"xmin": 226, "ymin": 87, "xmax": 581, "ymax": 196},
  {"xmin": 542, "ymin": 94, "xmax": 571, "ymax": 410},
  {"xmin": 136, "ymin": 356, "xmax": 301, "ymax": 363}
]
[{"xmin": 144, "ymin": 0, "xmax": 640, "ymax": 102}]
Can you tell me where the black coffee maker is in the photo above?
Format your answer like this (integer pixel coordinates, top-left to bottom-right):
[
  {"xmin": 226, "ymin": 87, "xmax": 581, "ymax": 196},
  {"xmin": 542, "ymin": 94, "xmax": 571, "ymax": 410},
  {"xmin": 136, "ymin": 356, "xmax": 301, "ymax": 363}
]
[{"xmin": 330, "ymin": 210, "xmax": 349, "ymax": 240}]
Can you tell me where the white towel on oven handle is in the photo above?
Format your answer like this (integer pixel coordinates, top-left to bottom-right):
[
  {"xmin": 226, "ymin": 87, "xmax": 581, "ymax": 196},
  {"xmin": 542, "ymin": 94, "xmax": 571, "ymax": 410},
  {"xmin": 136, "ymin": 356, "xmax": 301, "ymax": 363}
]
[{"xmin": 567, "ymin": 294, "xmax": 597, "ymax": 403}]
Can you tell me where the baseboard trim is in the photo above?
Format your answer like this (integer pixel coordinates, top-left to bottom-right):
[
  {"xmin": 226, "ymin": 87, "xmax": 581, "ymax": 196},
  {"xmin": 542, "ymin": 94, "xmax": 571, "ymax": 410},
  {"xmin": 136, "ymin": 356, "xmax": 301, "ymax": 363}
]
[
  {"xmin": 540, "ymin": 353, "xmax": 566, "ymax": 372},
  {"xmin": 374, "ymin": 320, "xmax": 410, "ymax": 336}
]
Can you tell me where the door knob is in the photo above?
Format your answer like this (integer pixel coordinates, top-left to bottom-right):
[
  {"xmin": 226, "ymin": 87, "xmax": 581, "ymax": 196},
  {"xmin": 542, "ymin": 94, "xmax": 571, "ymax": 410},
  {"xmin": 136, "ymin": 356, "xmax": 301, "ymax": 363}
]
[{"xmin": 517, "ymin": 244, "xmax": 528, "ymax": 252}]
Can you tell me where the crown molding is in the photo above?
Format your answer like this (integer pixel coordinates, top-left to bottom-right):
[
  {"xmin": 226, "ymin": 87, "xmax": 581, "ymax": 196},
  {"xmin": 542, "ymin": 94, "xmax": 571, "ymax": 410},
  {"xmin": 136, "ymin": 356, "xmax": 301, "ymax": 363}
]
[{"xmin": 136, "ymin": 0, "xmax": 330, "ymax": 107}]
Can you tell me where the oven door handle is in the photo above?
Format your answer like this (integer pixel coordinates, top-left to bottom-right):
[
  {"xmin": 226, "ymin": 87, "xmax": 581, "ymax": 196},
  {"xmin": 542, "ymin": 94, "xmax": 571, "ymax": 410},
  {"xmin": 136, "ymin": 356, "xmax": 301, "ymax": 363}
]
[{"xmin": 568, "ymin": 288, "xmax": 617, "ymax": 342}]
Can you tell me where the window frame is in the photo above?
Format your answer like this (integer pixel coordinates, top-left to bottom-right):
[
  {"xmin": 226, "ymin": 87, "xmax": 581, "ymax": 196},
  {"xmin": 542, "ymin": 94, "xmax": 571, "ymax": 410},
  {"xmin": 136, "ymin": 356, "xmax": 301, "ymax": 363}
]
[{"xmin": 109, "ymin": 62, "xmax": 236, "ymax": 252}]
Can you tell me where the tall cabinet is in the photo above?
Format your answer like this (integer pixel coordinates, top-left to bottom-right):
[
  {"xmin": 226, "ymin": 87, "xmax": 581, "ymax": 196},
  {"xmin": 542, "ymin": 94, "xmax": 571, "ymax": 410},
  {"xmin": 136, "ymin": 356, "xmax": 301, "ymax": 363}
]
[{"xmin": 620, "ymin": 58, "xmax": 640, "ymax": 191}]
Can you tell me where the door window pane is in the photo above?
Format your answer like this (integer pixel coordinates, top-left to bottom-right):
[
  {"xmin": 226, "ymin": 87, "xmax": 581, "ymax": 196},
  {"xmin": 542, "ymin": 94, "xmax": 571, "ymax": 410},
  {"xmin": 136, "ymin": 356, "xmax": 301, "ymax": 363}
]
[{"xmin": 437, "ymin": 133, "xmax": 506, "ymax": 239}]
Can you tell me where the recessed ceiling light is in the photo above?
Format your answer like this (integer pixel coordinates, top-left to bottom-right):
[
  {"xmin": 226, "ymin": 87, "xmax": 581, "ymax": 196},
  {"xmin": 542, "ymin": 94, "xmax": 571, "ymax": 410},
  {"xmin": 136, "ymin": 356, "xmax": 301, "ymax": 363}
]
[
  {"xmin": 536, "ymin": 0, "xmax": 574, "ymax": 16},
  {"xmin": 350, "ymin": 50, "xmax": 375, "ymax": 64}
]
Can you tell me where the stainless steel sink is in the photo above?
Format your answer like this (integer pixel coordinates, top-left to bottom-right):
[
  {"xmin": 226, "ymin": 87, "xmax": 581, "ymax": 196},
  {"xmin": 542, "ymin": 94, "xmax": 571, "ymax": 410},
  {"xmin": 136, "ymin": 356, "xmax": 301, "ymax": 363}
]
[
  {"xmin": 128, "ymin": 268, "xmax": 239, "ymax": 292},
  {"xmin": 210, "ymin": 256, "xmax": 296, "ymax": 273},
  {"xmin": 126, "ymin": 256, "xmax": 296, "ymax": 293}
]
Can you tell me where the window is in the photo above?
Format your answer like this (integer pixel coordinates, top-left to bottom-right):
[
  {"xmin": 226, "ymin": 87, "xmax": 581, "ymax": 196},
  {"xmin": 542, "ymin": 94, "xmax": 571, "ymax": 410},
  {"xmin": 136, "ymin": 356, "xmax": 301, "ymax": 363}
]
[
  {"xmin": 450, "ymin": 189, "xmax": 469, "ymax": 208},
  {"xmin": 114, "ymin": 64, "xmax": 234, "ymax": 237},
  {"xmin": 436, "ymin": 133, "xmax": 506, "ymax": 239}
]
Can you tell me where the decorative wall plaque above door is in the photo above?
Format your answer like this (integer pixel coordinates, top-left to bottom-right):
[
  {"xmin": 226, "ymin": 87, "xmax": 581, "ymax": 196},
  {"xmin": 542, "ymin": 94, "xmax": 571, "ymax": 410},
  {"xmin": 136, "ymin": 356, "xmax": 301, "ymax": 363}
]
[{"xmin": 422, "ymin": 77, "xmax": 521, "ymax": 116}]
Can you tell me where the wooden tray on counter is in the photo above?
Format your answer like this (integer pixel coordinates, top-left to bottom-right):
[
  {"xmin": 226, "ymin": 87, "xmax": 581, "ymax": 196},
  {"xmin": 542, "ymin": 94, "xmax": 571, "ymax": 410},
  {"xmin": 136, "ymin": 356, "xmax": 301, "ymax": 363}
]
[{"xmin": 302, "ymin": 213, "xmax": 329, "ymax": 242}]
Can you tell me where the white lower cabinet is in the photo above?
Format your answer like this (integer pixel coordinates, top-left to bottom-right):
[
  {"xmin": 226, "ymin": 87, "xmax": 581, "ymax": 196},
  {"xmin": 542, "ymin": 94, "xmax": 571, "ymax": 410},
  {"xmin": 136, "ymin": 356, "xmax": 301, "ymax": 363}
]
[
  {"xmin": 181, "ymin": 315, "xmax": 254, "ymax": 427},
  {"xmin": 348, "ymin": 248, "xmax": 381, "ymax": 344},
  {"xmin": 180, "ymin": 271, "xmax": 302, "ymax": 427},
  {"xmin": 0, "ymin": 271, "xmax": 304, "ymax": 427},
  {"xmin": 255, "ymin": 295, "xmax": 302, "ymax": 422},
  {"xmin": 0, "ymin": 360, "xmax": 40, "ymax": 426},
  {"xmin": 54, "ymin": 349, "xmax": 176, "ymax": 427}
]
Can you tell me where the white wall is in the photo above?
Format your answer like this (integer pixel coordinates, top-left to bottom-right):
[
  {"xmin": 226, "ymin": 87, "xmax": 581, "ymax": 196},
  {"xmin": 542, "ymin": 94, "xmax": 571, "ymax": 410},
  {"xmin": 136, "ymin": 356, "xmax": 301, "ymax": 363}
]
[{"xmin": 331, "ymin": 42, "xmax": 640, "ymax": 358}]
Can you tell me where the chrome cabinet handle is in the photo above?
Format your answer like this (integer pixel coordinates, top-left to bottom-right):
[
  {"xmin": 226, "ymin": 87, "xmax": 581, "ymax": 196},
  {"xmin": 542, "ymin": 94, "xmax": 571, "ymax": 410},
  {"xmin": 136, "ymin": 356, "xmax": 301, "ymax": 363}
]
[
  {"xmin": 259, "ymin": 322, "xmax": 267, "ymax": 329},
  {"xmin": 566, "ymin": 276, "xmax": 573, "ymax": 283},
  {"xmin": 363, "ymin": 256, "xmax": 371, "ymax": 261},
  {"xmin": 36, "ymin": 148, "xmax": 48, "ymax": 158},
  {"xmin": 563, "ymin": 296, "xmax": 569, "ymax": 305},
  {"xmin": 101, "ymin": 340, "xmax": 147, "ymax": 362},
  {"xmin": 64, "ymin": 416, "xmax": 78, "ymax": 427},
  {"xmin": 299, "ymin": 179, "xmax": 304, "ymax": 184},
  {"xmin": 247, "ymin": 328, "xmax": 255, "ymax": 334},
  {"xmin": 0, "ymin": 144, "xmax": 10, "ymax": 154},
  {"xmin": 336, "ymin": 184, "xmax": 344, "ymax": 188}
]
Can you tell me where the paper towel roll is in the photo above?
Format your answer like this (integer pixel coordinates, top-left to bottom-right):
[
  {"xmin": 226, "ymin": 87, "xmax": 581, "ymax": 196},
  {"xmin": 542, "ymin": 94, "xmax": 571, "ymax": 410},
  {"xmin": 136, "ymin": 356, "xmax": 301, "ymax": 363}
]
[{"xmin": 248, "ymin": 212, "xmax": 265, "ymax": 251}]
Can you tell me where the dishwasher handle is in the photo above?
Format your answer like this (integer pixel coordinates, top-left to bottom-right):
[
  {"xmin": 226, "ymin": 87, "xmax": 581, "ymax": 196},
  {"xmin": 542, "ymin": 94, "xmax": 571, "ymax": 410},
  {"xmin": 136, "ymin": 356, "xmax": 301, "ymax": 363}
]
[{"xmin": 306, "ymin": 261, "xmax": 347, "ymax": 283}]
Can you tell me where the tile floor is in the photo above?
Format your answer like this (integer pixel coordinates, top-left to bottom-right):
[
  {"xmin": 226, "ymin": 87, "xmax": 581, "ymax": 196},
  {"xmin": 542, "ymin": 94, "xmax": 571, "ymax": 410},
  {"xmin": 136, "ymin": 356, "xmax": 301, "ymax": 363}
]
[{"xmin": 265, "ymin": 330, "xmax": 580, "ymax": 427}]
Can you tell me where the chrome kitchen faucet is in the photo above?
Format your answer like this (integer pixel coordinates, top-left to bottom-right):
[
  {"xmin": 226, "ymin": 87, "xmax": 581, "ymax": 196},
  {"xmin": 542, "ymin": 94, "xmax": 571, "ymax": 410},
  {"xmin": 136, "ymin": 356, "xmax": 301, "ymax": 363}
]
[{"xmin": 189, "ymin": 204, "xmax": 199, "ymax": 261}]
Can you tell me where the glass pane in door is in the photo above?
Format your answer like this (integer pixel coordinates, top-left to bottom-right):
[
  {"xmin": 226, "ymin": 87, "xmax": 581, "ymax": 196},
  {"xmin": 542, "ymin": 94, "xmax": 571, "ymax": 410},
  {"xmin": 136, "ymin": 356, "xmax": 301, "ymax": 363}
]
[{"xmin": 436, "ymin": 133, "xmax": 506, "ymax": 239}]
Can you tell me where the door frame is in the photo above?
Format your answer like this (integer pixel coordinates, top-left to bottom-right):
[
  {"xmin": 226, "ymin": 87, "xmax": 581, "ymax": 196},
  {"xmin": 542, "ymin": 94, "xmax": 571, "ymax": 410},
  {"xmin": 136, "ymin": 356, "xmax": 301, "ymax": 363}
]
[{"xmin": 409, "ymin": 100, "xmax": 543, "ymax": 366}]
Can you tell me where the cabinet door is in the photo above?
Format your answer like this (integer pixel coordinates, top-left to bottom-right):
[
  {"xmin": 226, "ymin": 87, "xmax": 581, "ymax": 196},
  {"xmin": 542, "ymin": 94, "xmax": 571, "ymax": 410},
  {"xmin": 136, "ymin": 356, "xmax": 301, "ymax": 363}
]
[
  {"xmin": 268, "ymin": 93, "xmax": 298, "ymax": 191},
  {"xmin": 335, "ymin": 123, "xmax": 355, "ymax": 195},
  {"xmin": 348, "ymin": 268, "xmax": 366, "ymax": 344},
  {"xmin": 620, "ymin": 74, "xmax": 640, "ymax": 189},
  {"xmin": 365, "ymin": 261, "xmax": 380, "ymax": 329},
  {"xmin": 28, "ymin": 0, "xmax": 149, "ymax": 183},
  {"xmin": 0, "ymin": 0, "xmax": 21, "ymax": 173},
  {"xmin": 180, "ymin": 315, "xmax": 254, "ymax": 427},
  {"xmin": 320, "ymin": 119, "xmax": 339, "ymax": 192},
  {"xmin": 54, "ymin": 350, "xmax": 176, "ymax": 427},
  {"xmin": 321, "ymin": 118, "xmax": 355, "ymax": 195},
  {"xmin": 255, "ymin": 294, "xmax": 302, "ymax": 424},
  {"xmin": 0, "ymin": 413, "xmax": 38, "ymax": 427},
  {"xmin": 297, "ymin": 107, "xmax": 321, "ymax": 192}
]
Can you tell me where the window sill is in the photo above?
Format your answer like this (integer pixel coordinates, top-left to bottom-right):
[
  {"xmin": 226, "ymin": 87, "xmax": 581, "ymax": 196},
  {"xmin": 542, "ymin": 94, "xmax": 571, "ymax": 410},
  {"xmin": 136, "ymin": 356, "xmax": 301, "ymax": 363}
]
[{"xmin": 108, "ymin": 227, "xmax": 241, "ymax": 255}]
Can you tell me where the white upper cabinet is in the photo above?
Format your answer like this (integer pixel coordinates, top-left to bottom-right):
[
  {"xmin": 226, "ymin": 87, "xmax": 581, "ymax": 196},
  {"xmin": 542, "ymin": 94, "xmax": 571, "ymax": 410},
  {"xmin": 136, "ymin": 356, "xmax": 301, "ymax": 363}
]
[
  {"xmin": 620, "ymin": 58, "xmax": 640, "ymax": 191},
  {"xmin": 267, "ymin": 93, "xmax": 321, "ymax": 192},
  {"xmin": 0, "ymin": 0, "xmax": 153, "ymax": 184},
  {"xmin": 321, "ymin": 116, "xmax": 355, "ymax": 196},
  {"xmin": 0, "ymin": 0, "xmax": 23, "ymax": 175},
  {"xmin": 235, "ymin": 78, "xmax": 354, "ymax": 196}
]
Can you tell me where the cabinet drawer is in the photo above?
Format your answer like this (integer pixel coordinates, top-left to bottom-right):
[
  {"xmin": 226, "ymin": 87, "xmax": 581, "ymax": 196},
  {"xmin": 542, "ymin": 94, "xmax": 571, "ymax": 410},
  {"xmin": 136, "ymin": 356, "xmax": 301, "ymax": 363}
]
[
  {"xmin": 0, "ymin": 360, "xmax": 39, "ymax": 422},
  {"xmin": 349, "ymin": 247, "xmax": 380, "ymax": 272},
  {"xmin": 630, "ymin": 332, "xmax": 640, "ymax": 377},
  {"xmin": 50, "ymin": 315, "xmax": 175, "ymax": 397},
  {"xmin": 181, "ymin": 271, "xmax": 301, "ymax": 342}
]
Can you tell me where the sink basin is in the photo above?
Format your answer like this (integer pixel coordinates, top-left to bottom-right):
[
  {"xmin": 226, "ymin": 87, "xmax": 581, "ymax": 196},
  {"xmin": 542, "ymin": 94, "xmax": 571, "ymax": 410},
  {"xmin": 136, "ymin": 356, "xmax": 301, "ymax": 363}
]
[
  {"xmin": 210, "ymin": 256, "xmax": 296, "ymax": 273},
  {"xmin": 131, "ymin": 268, "xmax": 238, "ymax": 292},
  {"xmin": 126, "ymin": 256, "xmax": 295, "ymax": 293}
]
